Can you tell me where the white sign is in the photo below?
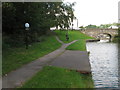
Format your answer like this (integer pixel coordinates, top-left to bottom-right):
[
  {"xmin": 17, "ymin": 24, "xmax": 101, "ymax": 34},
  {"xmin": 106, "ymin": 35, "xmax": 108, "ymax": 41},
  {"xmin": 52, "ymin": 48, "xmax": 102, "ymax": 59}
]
[{"xmin": 25, "ymin": 23, "xmax": 30, "ymax": 28}]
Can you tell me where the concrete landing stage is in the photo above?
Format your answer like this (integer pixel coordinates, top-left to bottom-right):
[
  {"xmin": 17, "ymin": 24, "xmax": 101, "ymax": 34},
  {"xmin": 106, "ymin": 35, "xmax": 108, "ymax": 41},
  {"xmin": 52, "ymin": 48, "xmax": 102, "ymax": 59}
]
[{"xmin": 50, "ymin": 50, "xmax": 91, "ymax": 73}]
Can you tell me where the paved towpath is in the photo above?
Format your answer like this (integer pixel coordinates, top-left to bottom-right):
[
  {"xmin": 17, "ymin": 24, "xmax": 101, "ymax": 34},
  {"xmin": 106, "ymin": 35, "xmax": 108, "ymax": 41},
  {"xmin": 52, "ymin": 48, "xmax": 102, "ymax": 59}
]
[
  {"xmin": 2, "ymin": 37, "xmax": 77, "ymax": 88},
  {"xmin": 50, "ymin": 50, "xmax": 91, "ymax": 73}
]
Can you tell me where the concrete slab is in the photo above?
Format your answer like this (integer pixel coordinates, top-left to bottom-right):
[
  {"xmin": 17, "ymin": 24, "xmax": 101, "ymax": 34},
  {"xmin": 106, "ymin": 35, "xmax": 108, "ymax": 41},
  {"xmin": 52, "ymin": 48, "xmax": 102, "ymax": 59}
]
[{"xmin": 50, "ymin": 50, "xmax": 91, "ymax": 72}]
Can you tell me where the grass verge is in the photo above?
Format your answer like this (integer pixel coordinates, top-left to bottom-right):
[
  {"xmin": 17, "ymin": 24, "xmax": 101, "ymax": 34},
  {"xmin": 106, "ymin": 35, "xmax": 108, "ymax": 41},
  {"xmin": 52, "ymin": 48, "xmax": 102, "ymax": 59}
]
[
  {"xmin": 55, "ymin": 30, "xmax": 94, "ymax": 43},
  {"xmin": 66, "ymin": 40, "xmax": 86, "ymax": 51},
  {"xmin": 3, "ymin": 35, "xmax": 61, "ymax": 75},
  {"xmin": 55, "ymin": 30, "xmax": 94, "ymax": 51},
  {"xmin": 21, "ymin": 66, "xmax": 94, "ymax": 88}
]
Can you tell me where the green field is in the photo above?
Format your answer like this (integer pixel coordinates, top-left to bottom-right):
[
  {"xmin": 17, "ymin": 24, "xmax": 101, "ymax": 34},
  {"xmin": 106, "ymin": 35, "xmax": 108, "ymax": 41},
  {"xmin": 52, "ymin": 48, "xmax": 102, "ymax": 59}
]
[
  {"xmin": 3, "ymin": 35, "xmax": 61, "ymax": 75},
  {"xmin": 21, "ymin": 66, "xmax": 94, "ymax": 88}
]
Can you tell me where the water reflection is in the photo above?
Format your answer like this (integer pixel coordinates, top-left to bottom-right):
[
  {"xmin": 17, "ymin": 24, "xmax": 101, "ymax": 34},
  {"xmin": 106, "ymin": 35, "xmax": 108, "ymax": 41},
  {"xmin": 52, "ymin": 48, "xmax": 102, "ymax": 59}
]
[
  {"xmin": 118, "ymin": 44, "xmax": 120, "ymax": 89},
  {"xmin": 86, "ymin": 42, "xmax": 118, "ymax": 88}
]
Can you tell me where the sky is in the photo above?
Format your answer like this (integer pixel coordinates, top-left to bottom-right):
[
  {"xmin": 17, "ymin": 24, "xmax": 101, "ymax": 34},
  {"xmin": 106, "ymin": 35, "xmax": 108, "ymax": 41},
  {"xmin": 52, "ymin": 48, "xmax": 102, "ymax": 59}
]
[{"xmin": 64, "ymin": 0, "xmax": 120, "ymax": 28}]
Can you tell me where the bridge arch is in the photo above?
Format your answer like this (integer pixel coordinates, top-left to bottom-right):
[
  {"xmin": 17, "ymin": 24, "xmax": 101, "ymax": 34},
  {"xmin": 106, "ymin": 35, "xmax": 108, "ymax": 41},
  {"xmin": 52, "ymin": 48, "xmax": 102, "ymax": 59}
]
[
  {"xmin": 97, "ymin": 33, "xmax": 112, "ymax": 42},
  {"xmin": 81, "ymin": 29, "xmax": 118, "ymax": 42}
]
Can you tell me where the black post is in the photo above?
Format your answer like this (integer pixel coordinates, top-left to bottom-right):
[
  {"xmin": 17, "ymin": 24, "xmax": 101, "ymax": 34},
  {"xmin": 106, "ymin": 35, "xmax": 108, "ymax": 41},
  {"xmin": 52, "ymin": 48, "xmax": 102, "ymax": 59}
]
[
  {"xmin": 77, "ymin": 19, "xmax": 78, "ymax": 28},
  {"xmin": 72, "ymin": 23, "xmax": 73, "ymax": 30},
  {"xmin": 66, "ymin": 32, "xmax": 69, "ymax": 41},
  {"xmin": 25, "ymin": 27, "xmax": 29, "ymax": 49}
]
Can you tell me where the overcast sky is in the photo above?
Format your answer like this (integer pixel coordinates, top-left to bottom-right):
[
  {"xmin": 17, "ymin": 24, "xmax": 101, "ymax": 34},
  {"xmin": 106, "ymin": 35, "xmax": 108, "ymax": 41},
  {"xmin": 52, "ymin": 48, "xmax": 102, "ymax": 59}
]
[{"xmin": 64, "ymin": 0, "xmax": 120, "ymax": 28}]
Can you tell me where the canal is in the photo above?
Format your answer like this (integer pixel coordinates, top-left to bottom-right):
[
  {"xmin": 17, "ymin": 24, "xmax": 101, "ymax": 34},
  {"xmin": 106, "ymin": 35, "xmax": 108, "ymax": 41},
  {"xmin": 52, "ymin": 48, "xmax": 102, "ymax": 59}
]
[{"xmin": 86, "ymin": 41, "xmax": 118, "ymax": 88}]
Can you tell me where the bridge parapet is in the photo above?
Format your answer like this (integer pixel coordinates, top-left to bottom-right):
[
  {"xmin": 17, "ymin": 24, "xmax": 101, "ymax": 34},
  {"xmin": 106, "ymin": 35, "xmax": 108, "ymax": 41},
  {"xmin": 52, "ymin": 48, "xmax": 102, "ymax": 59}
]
[{"xmin": 81, "ymin": 29, "xmax": 118, "ymax": 41}]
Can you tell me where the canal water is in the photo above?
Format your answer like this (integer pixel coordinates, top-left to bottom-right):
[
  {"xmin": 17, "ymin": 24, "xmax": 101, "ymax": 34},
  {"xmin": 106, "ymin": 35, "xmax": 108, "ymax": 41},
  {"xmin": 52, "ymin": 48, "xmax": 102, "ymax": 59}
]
[{"xmin": 86, "ymin": 41, "xmax": 118, "ymax": 88}]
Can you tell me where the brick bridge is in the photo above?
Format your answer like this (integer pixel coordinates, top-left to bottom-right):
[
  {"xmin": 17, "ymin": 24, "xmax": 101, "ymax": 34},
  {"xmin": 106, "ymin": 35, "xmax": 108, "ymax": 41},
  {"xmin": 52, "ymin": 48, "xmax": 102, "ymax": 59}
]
[{"xmin": 81, "ymin": 29, "xmax": 118, "ymax": 41}]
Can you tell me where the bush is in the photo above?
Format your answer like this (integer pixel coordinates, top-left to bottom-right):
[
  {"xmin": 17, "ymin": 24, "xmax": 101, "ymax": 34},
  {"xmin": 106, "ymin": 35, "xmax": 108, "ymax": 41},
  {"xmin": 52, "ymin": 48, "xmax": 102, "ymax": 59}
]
[
  {"xmin": 112, "ymin": 35, "xmax": 120, "ymax": 43},
  {"xmin": 3, "ymin": 34, "xmax": 25, "ymax": 49}
]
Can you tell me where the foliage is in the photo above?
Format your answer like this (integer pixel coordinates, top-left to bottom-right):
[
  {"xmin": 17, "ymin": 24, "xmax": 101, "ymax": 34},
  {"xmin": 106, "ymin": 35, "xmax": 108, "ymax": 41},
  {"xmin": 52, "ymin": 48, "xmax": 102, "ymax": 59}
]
[
  {"xmin": 55, "ymin": 2, "xmax": 76, "ymax": 29},
  {"xmin": 112, "ymin": 35, "xmax": 119, "ymax": 43},
  {"xmin": 99, "ymin": 24, "xmax": 112, "ymax": 29},
  {"xmin": 98, "ymin": 23, "xmax": 120, "ymax": 29},
  {"xmin": 112, "ymin": 22, "xmax": 120, "ymax": 27},
  {"xmin": 2, "ymin": 2, "xmax": 75, "ymax": 47},
  {"xmin": 3, "ymin": 35, "xmax": 61, "ymax": 75},
  {"xmin": 83, "ymin": 23, "xmax": 119, "ymax": 29},
  {"xmin": 112, "ymin": 27, "xmax": 120, "ymax": 43},
  {"xmin": 79, "ymin": 26, "xmax": 85, "ymax": 30},
  {"xmin": 85, "ymin": 24, "xmax": 98, "ymax": 29},
  {"xmin": 21, "ymin": 66, "xmax": 94, "ymax": 88},
  {"xmin": 117, "ymin": 27, "xmax": 120, "ymax": 43}
]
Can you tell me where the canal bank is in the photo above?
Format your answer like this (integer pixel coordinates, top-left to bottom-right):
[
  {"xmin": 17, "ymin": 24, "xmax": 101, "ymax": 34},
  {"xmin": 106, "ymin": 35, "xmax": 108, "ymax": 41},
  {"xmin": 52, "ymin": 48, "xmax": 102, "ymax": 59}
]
[
  {"xmin": 53, "ymin": 30, "xmax": 119, "ymax": 88},
  {"xmin": 20, "ymin": 38, "xmax": 94, "ymax": 88},
  {"xmin": 3, "ymin": 31, "xmax": 94, "ymax": 88},
  {"xmin": 21, "ymin": 31, "xmax": 94, "ymax": 88},
  {"xmin": 21, "ymin": 49, "xmax": 94, "ymax": 88}
]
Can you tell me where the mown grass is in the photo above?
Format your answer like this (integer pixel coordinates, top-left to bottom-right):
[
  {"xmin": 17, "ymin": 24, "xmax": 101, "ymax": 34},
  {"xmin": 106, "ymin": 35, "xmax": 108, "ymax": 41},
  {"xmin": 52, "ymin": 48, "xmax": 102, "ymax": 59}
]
[
  {"xmin": 3, "ymin": 30, "xmax": 94, "ymax": 88},
  {"xmin": 3, "ymin": 35, "xmax": 61, "ymax": 75},
  {"xmin": 21, "ymin": 66, "xmax": 94, "ymax": 88},
  {"xmin": 55, "ymin": 30, "xmax": 94, "ymax": 43},
  {"xmin": 66, "ymin": 40, "xmax": 87, "ymax": 51},
  {"xmin": 55, "ymin": 30, "xmax": 94, "ymax": 51}
]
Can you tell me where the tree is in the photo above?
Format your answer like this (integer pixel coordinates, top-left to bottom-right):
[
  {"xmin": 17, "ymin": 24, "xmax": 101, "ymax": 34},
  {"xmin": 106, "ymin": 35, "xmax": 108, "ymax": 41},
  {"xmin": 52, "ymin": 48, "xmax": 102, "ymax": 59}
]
[
  {"xmin": 2, "ymin": 2, "xmax": 76, "ymax": 47},
  {"xmin": 85, "ymin": 24, "xmax": 98, "ymax": 29},
  {"xmin": 99, "ymin": 24, "xmax": 112, "ymax": 29},
  {"xmin": 55, "ymin": 2, "xmax": 76, "ymax": 29}
]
